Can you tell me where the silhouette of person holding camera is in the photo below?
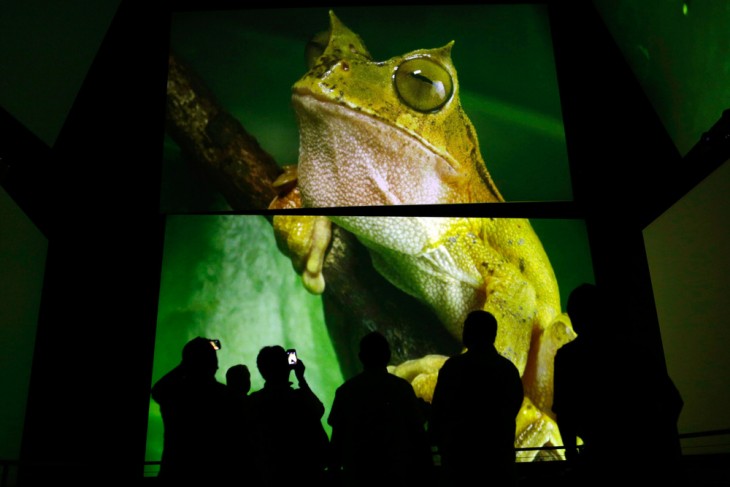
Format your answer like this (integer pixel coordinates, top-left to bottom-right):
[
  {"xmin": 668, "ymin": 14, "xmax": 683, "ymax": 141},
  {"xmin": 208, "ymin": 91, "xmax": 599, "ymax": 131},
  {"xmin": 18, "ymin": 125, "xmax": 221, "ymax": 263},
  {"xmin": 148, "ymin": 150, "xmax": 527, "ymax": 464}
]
[
  {"xmin": 328, "ymin": 331, "xmax": 434, "ymax": 487},
  {"xmin": 430, "ymin": 310, "xmax": 523, "ymax": 487},
  {"xmin": 248, "ymin": 345, "xmax": 329, "ymax": 485},
  {"xmin": 151, "ymin": 336, "xmax": 227, "ymax": 485}
]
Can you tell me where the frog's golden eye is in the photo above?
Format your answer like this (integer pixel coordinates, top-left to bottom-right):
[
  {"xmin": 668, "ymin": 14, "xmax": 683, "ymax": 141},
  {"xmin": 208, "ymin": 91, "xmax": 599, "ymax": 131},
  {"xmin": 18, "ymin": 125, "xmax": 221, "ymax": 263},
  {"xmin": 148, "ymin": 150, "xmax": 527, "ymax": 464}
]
[
  {"xmin": 394, "ymin": 57, "xmax": 453, "ymax": 112},
  {"xmin": 305, "ymin": 29, "xmax": 331, "ymax": 69}
]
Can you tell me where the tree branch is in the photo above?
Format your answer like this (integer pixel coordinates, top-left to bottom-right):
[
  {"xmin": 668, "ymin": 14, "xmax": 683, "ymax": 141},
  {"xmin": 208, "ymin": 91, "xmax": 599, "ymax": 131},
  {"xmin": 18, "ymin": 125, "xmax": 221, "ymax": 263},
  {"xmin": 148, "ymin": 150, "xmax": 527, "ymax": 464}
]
[{"xmin": 165, "ymin": 52, "xmax": 281, "ymax": 210}]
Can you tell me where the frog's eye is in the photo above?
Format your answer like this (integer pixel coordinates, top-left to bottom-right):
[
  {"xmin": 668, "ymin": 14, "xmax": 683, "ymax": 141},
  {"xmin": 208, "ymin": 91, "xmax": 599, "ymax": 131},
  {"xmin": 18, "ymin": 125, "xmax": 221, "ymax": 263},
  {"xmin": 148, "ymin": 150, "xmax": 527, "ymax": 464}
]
[
  {"xmin": 305, "ymin": 29, "xmax": 331, "ymax": 69},
  {"xmin": 394, "ymin": 57, "xmax": 453, "ymax": 112}
]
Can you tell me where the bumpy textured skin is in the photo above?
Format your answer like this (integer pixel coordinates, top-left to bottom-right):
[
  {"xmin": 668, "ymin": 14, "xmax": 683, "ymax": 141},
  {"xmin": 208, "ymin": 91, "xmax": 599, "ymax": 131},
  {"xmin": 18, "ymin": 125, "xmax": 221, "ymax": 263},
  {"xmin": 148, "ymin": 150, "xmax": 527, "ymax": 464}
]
[
  {"xmin": 271, "ymin": 11, "xmax": 575, "ymax": 460},
  {"xmin": 291, "ymin": 13, "xmax": 501, "ymax": 208}
]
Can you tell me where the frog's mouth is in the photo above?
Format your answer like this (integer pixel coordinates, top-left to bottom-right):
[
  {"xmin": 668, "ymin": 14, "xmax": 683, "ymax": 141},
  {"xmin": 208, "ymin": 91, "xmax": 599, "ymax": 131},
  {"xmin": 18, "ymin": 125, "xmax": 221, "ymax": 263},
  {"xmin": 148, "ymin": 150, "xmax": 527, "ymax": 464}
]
[{"xmin": 292, "ymin": 92, "xmax": 464, "ymax": 208}]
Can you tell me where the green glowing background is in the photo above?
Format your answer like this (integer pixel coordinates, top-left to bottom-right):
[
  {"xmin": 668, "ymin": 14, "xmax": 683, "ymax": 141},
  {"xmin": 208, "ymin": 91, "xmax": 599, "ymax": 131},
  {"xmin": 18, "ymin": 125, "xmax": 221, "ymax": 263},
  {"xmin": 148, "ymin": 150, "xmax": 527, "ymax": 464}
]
[
  {"xmin": 145, "ymin": 215, "xmax": 339, "ymax": 475},
  {"xmin": 145, "ymin": 215, "xmax": 595, "ymax": 473},
  {"xmin": 161, "ymin": 5, "xmax": 571, "ymax": 213}
]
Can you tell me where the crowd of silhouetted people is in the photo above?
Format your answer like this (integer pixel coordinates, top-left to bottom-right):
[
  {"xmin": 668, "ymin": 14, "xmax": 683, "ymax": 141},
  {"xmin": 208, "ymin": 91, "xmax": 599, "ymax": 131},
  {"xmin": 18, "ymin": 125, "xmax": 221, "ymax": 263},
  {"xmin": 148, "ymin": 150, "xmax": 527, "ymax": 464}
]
[{"xmin": 151, "ymin": 284, "xmax": 685, "ymax": 487}]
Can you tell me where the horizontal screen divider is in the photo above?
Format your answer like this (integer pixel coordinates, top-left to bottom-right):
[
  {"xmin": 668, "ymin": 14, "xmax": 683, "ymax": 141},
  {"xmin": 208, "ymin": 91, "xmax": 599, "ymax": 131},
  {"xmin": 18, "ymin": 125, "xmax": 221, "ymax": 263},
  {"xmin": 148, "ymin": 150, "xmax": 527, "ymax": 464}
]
[{"xmin": 164, "ymin": 201, "xmax": 583, "ymax": 219}]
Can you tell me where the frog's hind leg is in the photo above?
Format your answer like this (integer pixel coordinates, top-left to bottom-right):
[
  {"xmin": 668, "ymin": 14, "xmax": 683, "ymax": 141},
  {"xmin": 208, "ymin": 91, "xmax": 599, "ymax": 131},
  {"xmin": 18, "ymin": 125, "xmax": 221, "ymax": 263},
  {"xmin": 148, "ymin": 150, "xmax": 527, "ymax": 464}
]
[{"xmin": 521, "ymin": 312, "xmax": 575, "ymax": 418}]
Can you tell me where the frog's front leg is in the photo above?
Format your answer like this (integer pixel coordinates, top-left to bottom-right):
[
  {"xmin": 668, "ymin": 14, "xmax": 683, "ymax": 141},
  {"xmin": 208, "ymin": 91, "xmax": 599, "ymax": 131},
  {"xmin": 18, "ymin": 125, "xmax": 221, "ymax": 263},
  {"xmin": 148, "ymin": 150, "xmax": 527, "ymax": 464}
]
[{"xmin": 270, "ymin": 166, "xmax": 332, "ymax": 295}]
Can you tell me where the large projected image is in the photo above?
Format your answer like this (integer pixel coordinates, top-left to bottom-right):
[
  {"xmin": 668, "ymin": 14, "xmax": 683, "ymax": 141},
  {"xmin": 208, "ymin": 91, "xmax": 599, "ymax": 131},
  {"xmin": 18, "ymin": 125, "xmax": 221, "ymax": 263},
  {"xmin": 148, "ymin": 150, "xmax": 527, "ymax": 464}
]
[
  {"xmin": 146, "ymin": 214, "xmax": 594, "ymax": 472},
  {"xmin": 162, "ymin": 5, "xmax": 571, "ymax": 213},
  {"xmin": 152, "ymin": 3, "xmax": 590, "ymax": 475}
]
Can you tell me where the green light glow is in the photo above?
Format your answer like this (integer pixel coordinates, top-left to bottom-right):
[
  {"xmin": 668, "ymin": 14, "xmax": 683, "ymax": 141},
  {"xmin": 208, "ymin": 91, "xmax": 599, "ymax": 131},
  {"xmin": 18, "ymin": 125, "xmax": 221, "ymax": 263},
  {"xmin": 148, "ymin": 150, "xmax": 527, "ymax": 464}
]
[{"xmin": 146, "ymin": 215, "xmax": 342, "ymax": 471}]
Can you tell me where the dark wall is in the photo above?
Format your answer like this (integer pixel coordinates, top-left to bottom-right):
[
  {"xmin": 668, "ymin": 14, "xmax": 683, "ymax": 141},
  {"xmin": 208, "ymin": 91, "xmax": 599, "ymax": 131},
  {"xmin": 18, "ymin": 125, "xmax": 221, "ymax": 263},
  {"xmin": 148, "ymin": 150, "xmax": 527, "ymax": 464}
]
[
  {"xmin": 13, "ymin": 2, "xmax": 167, "ymax": 484},
  {"xmin": 550, "ymin": 1, "xmax": 678, "ymax": 359}
]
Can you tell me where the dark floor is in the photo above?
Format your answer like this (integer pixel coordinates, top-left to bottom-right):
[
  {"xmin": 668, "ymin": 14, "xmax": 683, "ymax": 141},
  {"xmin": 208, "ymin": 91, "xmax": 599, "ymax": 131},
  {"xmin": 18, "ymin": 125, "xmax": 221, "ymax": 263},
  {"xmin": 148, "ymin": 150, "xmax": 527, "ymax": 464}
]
[
  {"xmin": 676, "ymin": 455, "xmax": 730, "ymax": 487},
  {"xmin": 137, "ymin": 455, "xmax": 730, "ymax": 487},
  {"xmin": 514, "ymin": 455, "xmax": 730, "ymax": 487}
]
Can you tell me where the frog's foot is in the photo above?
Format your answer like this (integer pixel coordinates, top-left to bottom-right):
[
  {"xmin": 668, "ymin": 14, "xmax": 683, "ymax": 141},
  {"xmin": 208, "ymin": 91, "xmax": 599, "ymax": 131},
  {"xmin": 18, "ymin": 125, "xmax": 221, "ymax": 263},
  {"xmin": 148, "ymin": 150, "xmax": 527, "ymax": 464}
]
[
  {"xmin": 269, "ymin": 165, "xmax": 332, "ymax": 295},
  {"xmin": 515, "ymin": 396, "xmax": 565, "ymax": 462},
  {"xmin": 388, "ymin": 354, "xmax": 449, "ymax": 403},
  {"xmin": 522, "ymin": 312, "xmax": 576, "ymax": 416},
  {"xmin": 272, "ymin": 213, "xmax": 332, "ymax": 294}
]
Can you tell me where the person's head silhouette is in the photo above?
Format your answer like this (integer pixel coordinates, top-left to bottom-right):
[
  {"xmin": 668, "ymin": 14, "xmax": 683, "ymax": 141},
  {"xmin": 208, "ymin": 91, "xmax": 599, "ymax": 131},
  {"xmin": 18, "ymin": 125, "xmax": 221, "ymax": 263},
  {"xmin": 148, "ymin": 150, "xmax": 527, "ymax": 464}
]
[
  {"xmin": 358, "ymin": 331, "xmax": 391, "ymax": 370},
  {"xmin": 567, "ymin": 282, "xmax": 601, "ymax": 336},
  {"xmin": 226, "ymin": 364, "xmax": 251, "ymax": 394},
  {"xmin": 181, "ymin": 336, "xmax": 219, "ymax": 377},
  {"xmin": 256, "ymin": 345, "xmax": 291, "ymax": 384},
  {"xmin": 462, "ymin": 310, "xmax": 498, "ymax": 351}
]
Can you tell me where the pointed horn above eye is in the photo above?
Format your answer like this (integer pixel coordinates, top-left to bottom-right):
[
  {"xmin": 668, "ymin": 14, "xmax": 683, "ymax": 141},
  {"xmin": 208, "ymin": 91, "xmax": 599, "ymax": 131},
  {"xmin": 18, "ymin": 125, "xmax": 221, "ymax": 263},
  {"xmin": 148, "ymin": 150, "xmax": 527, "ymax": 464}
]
[
  {"xmin": 439, "ymin": 40, "xmax": 455, "ymax": 57},
  {"xmin": 325, "ymin": 10, "xmax": 371, "ymax": 60}
]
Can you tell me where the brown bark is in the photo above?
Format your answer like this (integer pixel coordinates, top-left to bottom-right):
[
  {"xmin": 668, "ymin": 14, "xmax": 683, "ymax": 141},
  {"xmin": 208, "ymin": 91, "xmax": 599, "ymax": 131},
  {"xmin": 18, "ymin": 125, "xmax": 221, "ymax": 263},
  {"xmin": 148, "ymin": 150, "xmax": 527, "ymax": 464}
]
[{"xmin": 165, "ymin": 52, "xmax": 281, "ymax": 211}]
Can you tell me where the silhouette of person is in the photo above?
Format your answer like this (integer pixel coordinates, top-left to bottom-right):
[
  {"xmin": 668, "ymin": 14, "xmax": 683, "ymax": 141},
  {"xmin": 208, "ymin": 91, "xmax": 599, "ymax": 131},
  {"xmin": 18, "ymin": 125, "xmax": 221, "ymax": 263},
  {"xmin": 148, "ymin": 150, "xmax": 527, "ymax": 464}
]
[
  {"xmin": 430, "ymin": 310, "xmax": 524, "ymax": 487},
  {"xmin": 221, "ymin": 364, "xmax": 253, "ymax": 485},
  {"xmin": 552, "ymin": 283, "xmax": 604, "ymax": 467},
  {"xmin": 247, "ymin": 345, "xmax": 329, "ymax": 486},
  {"xmin": 327, "ymin": 331, "xmax": 434, "ymax": 487},
  {"xmin": 553, "ymin": 282, "xmax": 622, "ymax": 483},
  {"xmin": 552, "ymin": 283, "xmax": 683, "ymax": 485},
  {"xmin": 554, "ymin": 282, "xmax": 687, "ymax": 485},
  {"xmin": 226, "ymin": 363, "xmax": 251, "ymax": 398},
  {"xmin": 151, "ymin": 336, "xmax": 227, "ymax": 485}
]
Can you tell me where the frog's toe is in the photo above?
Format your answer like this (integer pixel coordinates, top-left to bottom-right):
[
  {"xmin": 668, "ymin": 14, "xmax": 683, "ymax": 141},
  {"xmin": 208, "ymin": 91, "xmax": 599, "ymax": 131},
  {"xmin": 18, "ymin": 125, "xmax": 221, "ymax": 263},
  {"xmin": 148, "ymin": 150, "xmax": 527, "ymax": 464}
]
[
  {"xmin": 302, "ymin": 269, "xmax": 325, "ymax": 295},
  {"xmin": 515, "ymin": 396, "xmax": 565, "ymax": 462},
  {"xmin": 272, "ymin": 164, "xmax": 299, "ymax": 189},
  {"xmin": 301, "ymin": 215, "xmax": 331, "ymax": 293},
  {"xmin": 388, "ymin": 354, "xmax": 449, "ymax": 403},
  {"xmin": 270, "ymin": 166, "xmax": 301, "ymax": 210}
]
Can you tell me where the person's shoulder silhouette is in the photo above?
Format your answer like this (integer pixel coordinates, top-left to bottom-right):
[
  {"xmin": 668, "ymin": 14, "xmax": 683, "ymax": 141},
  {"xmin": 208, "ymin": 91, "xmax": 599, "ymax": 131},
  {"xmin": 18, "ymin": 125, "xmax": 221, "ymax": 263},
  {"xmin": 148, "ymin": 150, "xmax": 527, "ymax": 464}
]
[
  {"xmin": 328, "ymin": 331, "xmax": 433, "ymax": 486},
  {"xmin": 151, "ymin": 336, "xmax": 227, "ymax": 484},
  {"xmin": 430, "ymin": 310, "xmax": 523, "ymax": 486},
  {"xmin": 564, "ymin": 282, "xmax": 603, "ymax": 342}
]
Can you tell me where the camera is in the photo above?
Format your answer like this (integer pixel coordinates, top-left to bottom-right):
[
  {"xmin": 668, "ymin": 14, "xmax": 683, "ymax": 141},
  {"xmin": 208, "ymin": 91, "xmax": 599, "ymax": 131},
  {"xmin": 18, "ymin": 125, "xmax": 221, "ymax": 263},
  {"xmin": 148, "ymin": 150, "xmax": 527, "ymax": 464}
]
[
  {"xmin": 286, "ymin": 349, "xmax": 298, "ymax": 366},
  {"xmin": 209, "ymin": 339, "xmax": 222, "ymax": 351}
]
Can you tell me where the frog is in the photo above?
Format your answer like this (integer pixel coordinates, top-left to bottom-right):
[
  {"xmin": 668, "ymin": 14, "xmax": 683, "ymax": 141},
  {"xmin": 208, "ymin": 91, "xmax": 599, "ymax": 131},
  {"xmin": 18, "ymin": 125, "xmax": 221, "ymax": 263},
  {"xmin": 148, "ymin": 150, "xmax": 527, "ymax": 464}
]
[{"xmin": 270, "ymin": 10, "xmax": 576, "ymax": 460}]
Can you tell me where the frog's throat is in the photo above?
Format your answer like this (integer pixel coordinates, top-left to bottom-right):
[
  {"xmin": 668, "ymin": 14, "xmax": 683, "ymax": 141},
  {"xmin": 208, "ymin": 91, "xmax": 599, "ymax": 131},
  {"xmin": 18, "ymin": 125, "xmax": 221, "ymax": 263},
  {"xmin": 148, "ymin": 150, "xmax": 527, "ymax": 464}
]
[
  {"xmin": 293, "ymin": 92, "xmax": 490, "ymax": 207},
  {"xmin": 294, "ymin": 89, "xmax": 465, "ymax": 170}
]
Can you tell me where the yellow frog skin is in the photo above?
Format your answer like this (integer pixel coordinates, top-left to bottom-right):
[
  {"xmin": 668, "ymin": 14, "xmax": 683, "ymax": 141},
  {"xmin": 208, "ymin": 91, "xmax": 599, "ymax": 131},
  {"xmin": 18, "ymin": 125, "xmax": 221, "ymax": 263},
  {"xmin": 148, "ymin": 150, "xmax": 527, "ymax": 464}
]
[{"xmin": 271, "ymin": 11, "xmax": 575, "ymax": 460}]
